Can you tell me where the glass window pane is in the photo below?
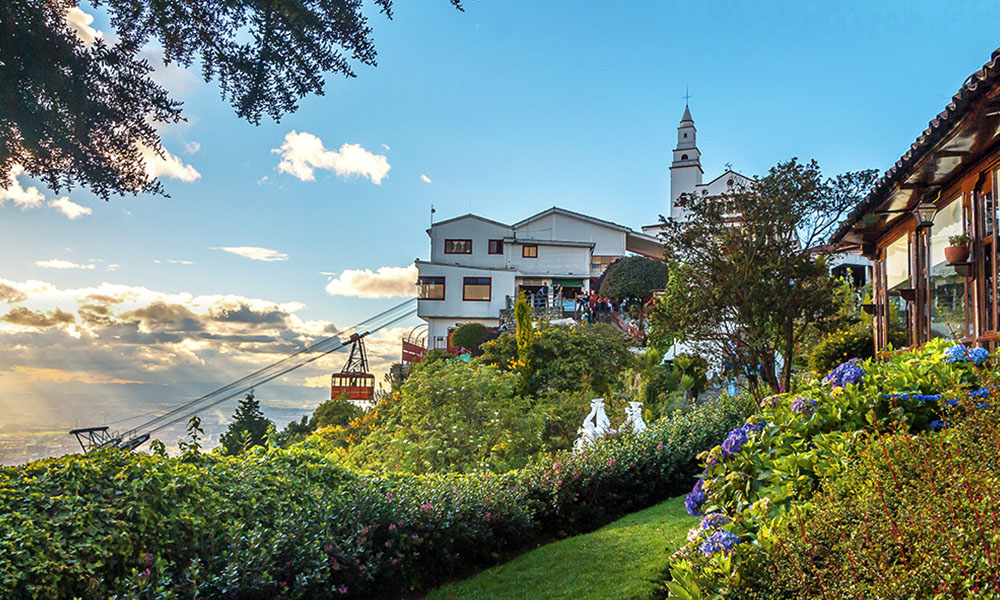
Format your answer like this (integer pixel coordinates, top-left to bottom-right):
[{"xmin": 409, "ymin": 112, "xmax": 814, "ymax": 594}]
[
  {"xmin": 929, "ymin": 198, "xmax": 968, "ymax": 338},
  {"xmin": 418, "ymin": 276, "xmax": 445, "ymax": 300}
]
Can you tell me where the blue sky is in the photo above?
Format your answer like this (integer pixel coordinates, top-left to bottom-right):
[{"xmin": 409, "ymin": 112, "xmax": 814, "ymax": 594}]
[{"xmin": 1, "ymin": 0, "xmax": 997, "ymax": 456}]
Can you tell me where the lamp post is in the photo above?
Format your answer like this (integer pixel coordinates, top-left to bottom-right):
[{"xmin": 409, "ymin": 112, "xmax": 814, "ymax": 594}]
[{"xmin": 914, "ymin": 201, "xmax": 937, "ymax": 228}]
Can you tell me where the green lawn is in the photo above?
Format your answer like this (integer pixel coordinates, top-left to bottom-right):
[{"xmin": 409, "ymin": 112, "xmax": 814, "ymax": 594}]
[{"xmin": 424, "ymin": 495, "xmax": 694, "ymax": 600}]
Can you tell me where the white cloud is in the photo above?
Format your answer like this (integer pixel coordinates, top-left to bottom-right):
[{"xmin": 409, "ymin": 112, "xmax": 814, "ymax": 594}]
[
  {"xmin": 167, "ymin": 259, "xmax": 194, "ymax": 265},
  {"xmin": 65, "ymin": 6, "xmax": 103, "ymax": 45},
  {"xmin": 257, "ymin": 176, "xmax": 271, "ymax": 185},
  {"xmin": 382, "ymin": 144, "xmax": 391, "ymax": 151},
  {"xmin": 107, "ymin": 264, "xmax": 120, "ymax": 272},
  {"xmin": 1, "ymin": 165, "xmax": 45, "ymax": 209},
  {"xmin": 184, "ymin": 141, "xmax": 201, "ymax": 154},
  {"xmin": 49, "ymin": 197, "xmax": 92, "ymax": 220},
  {"xmin": 324, "ymin": 264, "xmax": 417, "ymax": 298},
  {"xmin": 35, "ymin": 259, "xmax": 96, "ymax": 270},
  {"xmin": 212, "ymin": 246, "xmax": 289, "ymax": 262},
  {"xmin": 273, "ymin": 131, "xmax": 390, "ymax": 184},
  {"xmin": 139, "ymin": 144, "xmax": 201, "ymax": 183},
  {"xmin": 420, "ymin": 174, "xmax": 432, "ymax": 183}
]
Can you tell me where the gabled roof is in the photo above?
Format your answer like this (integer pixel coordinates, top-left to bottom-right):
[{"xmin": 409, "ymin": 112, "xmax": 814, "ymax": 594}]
[
  {"xmin": 426, "ymin": 213, "xmax": 512, "ymax": 236},
  {"xmin": 681, "ymin": 104, "xmax": 693, "ymax": 123},
  {"xmin": 513, "ymin": 206, "xmax": 631, "ymax": 233},
  {"xmin": 697, "ymin": 169, "xmax": 753, "ymax": 189}
]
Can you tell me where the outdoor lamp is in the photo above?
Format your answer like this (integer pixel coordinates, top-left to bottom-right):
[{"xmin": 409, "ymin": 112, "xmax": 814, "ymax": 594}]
[{"xmin": 914, "ymin": 201, "xmax": 937, "ymax": 228}]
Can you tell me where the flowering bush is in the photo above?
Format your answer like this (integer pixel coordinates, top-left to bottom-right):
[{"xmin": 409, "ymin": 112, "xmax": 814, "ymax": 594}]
[
  {"xmin": 663, "ymin": 339, "xmax": 999, "ymax": 599},
  {"xmin": 821, "ymin": 356, "xmax": 865, "ymax": 387},
  {"xmin": 0, "ymin": 393, "xmax": 753, "ymax": 599}
]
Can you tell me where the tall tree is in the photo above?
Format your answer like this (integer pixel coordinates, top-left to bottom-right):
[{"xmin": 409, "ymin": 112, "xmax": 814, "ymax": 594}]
[
  {"xmin": 650, "ymin": 158, "xmax": 877, "ymax": 395},
  {"xmin": 598, "ymin": 256, "xmax": 670, "ymax": 301},
  {"xmin": 219, "ymin": 391, "xmax": 273, "ymax": 455},
  {"xmin": 1, "ymin": 0, "xmax": 462, "ymax": 199}
]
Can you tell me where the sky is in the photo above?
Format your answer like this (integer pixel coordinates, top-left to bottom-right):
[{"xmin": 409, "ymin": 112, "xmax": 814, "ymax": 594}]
[{"xmin": 1, "ymin": 0, "xmax": 998, "ymax": 459}]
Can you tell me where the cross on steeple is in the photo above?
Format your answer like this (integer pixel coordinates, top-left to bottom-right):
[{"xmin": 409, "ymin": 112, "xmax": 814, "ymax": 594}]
[{"xmin": 682, "ymin": 86, "xmax": 692, "ymax": 106}]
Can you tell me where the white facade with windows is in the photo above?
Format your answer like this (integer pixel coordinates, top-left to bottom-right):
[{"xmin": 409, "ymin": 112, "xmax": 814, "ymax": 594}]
[{"xmin": 417, "ymin": 208, "xmax": 663, "ymax": 349}]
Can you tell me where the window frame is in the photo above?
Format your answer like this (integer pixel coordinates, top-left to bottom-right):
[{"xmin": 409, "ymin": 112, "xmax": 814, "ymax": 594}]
[
  {"xmin": 463, "ymin": 277, "xmax": 492, "ymax": 301},
  {"xmin": 417, "ymin": 276, "xmax": 446, "ymax": 301},
  {"xmin": 444, "ymin": 239, "xmax": 473, "ymax": 254},
  {"xmin": 488, "ymin": 239, "xmax": 504, "ymax": 255},
  {"xmin": 522, "ymin": 244, "xmax": 538, "ymax": 258}
]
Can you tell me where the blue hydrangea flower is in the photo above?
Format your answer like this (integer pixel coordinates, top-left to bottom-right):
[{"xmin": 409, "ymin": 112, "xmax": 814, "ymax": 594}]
[
  {"xmin": 698, "ymin": 513, "xmax": 730, "ymax": 531},
  {"xmin": 700, "ymin": 530, "xmax": 741, "ymax": 557},
  {"xmin": 943, "ymin": 344, "xmax": 991, "ymax": 365},
  {"xmin": 823, "ymin": 358, "xmax": 865, "ymax": 387},
  {"xmin": 885, "ymin": 392, "xmax": 943, "ymax": 403},
  {"xmin": 721, "ymin": 427, "xmax": 748, "ymax": 457},
  {"xmin": 685, "ymin": 480, "xmax": 707, "ymax": 517},
  {"xmin": 944, "ymin": 398, "xmax": 960, "ymax": 407},
  {"xmin": 969, "ymin": 387, "xmax": 990, "ymax": 400},
  {"xmin": 791, "ymin": 396, "xmax": 818, "ymax": 415},
  {"xmin": 743, "ymin": 416, "xmax": 766, "ymax": 435},
  {"xmin": 929, "ymin": 420, "xmax": 951, "ymax": 431},
  {"xmin": 761, "ymin": 395, "xmax": 782, "ymax": 408}
]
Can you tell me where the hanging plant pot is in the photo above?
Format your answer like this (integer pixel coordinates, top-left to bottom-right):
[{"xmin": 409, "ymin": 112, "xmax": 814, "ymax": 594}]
[{"xmin": 945, "ymin": 245, "xmax": 970, "ymax": 264}]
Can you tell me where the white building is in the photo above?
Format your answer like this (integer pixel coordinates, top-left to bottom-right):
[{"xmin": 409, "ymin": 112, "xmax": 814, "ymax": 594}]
[{"xmin": 416, "ymin": 207, "xmax": 663, "ymax": 349}]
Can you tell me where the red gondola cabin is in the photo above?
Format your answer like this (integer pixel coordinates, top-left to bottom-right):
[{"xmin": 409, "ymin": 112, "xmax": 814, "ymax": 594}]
[{"xmin": 330, "ymin": 372, "xmax": 375, "ymax": 401}]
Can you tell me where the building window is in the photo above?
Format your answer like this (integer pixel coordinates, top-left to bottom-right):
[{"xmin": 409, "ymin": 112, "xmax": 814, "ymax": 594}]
[
  {"xmin": 883, "ymin": 233, "xmax": 911, "ymax": 347},
  {"xmin": 681, "ymin": 154, "xmax": 688, "ymax": 160},
  {"xmin": 488, "ymin": 239, "xmax": 504, "ymax": 254},
  {"xmin": 417, "ymin": 276, "xmax": 445, "ymax": 300},
  {"xmin": 463, "ymin": 277, "xmax": 491, "ymax": 301},
  {"xmin": 522, "ymin": 245, "xmax": 538, "ymax": 258},
  {"xmin": 444, "ymin": 239, "xmax": 472, "ymax": 254},
  {"xmin": 590, "ymin": 255, "xmax": 617, "ymax": 274},
  {"xmin": 929, "ymin": 197, "xmax": 970, "ymax": 339}
]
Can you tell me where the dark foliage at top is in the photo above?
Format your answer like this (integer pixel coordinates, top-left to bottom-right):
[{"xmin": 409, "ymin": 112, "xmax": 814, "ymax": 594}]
[
  {"xmin": 1, "ymin": 0, "xmax": 462, "ymax": 198},
  {"xmin": 218, "ymin": 391, "xmax": 273, "ymax": 456}
]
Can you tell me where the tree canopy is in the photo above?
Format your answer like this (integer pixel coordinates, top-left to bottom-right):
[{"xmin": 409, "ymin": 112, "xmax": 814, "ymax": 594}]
[
  {"xmin": 1, "ymin": 0, "xmax": 462, "ymax": 199},
  {"xmin": 218, "ymin": 391, "xmax": 273, "ymax": 455},
  {"xmin": 650, "ymin": 158, "xmax": 877, "ymax": 395},
  {"xmin": 598, "ymin": 256, "xmax": 670, "ymax": 300}
]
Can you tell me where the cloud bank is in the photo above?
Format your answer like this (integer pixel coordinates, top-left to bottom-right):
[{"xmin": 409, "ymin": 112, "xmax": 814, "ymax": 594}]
[
  {"xmin": 324, "ymin": 264, "xmax": 417, "ymax": 298},
  {"xmin": 273, "ymin": 131, "xmax": 390, "ymax": 184},
  {"xmin": 212, "ymin": 247, "xmax": 289, "ymax": 262}
]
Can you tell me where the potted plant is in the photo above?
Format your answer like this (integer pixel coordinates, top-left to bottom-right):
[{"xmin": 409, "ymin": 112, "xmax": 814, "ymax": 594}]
[{"xmin": 945, "ymin": 233, "xmax": 970, "ymax": 264}]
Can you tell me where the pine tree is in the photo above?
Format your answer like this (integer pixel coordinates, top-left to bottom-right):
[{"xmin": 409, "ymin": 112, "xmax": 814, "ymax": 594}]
[{"xmin": 219, "ymin": 391, "xmax": 273, "ymax": 456}]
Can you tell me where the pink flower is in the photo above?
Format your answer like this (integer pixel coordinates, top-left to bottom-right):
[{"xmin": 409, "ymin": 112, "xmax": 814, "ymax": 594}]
[
  {"xmin": 338, "ymin": 586, "xmax": 348, "ymax": 594},
  {"xmin": 139, "ymin": 569, "xmax": 151, "ymax": 579},
  {"xmin": 384, "ymin": 541, "xmax": 391, "ymax": 548},
  {"xmin": 485, "ymin": 512, "xmax": 492, "ymax": 520},
  {"xmin": 392, "ymin": 558, "xmax": 399, "ymax": 565},
  {"xmin": 389, "ymin": 523, "xmax": 396, "ymax": 531},
  {"xmin": 397, "ymin": 519, "xmax": 404, "ymax": 527},
  {"xmin": 553, "ymin": 462, "xmax": 561, "ymax": 472},
  {"xmin": 657, "ymin": 443, "xmax": 664, "ymax": 451},
  {"xmin": 412, "ymin": 534, "xmax": 419, "ymax": 540},
  {"xmin": 324, "ymin": 544, "xmax": 334, "ymax": 552},
  {"xmin": 608, "ymin": 458, "xmax": 617, "ymax": 467},
  {"xmin": 420, "ymin": 502, "xmax": 433, "ymax": 512},
  {"xmin": 386, "ymin": 492, "xmax": 394, "ymax": 500}
]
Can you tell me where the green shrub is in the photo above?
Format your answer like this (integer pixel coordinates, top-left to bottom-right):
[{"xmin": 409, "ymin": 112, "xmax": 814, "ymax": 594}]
[
  {"xmin": 0, "ymin": 394, "xmax": 753, "ymax": 599},
  {"xmin": 449, "ymin": 322, "xmax": 488, "ymax": 351},
  {"xmin": 662, "ymin": 339, "xmax": 998, "ymax": 599}
]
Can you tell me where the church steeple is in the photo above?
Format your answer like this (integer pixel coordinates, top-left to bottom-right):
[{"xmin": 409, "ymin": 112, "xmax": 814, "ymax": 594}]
[{"xmin": 669, "ymin": 101, "xmax": 703, "ymax": 220}]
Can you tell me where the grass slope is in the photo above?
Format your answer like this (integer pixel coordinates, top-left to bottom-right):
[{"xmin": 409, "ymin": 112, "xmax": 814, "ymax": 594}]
[{"xmin": 424, "ymin": 495, "xmax": 694, "ymax": 600}]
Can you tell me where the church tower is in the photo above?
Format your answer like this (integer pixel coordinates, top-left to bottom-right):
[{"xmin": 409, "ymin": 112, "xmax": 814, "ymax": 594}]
[{"xmin": 669, "ymin": 103, "xmax": 703, "ymax": 220}]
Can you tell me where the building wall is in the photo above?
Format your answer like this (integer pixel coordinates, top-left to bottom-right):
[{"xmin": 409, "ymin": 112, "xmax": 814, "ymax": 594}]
[
  {"xmin": 509, "ymin": 243, "xmax": 592, "ymax": 278},
  {"xmin": 429, "ymin": 217, "xmax": 513, "ymax": 268},
  {"xmin": 424, "ymin": 317, "xmax": 500, "ymax": 350},
  {"xmin": 515, "ymin": 213, "xmax": 627, "ymax": 255},
  {"xmin": 416, "ymin": 261, "xmax": 515, "ymax": 320}
]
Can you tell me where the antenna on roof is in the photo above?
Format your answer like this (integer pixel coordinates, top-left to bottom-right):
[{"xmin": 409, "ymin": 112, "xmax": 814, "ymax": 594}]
[{"xmin": 430, "ymin": 203, "xmax": 436, "ymax": 226}]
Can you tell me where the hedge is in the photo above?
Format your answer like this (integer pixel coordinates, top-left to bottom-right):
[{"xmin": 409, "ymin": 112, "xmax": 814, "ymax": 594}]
[{"xmin": 0, "ymin": 393, "xmax": 753, "ymax": 599}]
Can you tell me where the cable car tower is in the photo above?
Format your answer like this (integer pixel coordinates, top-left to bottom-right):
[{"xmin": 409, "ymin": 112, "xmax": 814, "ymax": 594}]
[{"xmin": 331, "ymin": 333, "xmax": 375, "ymax": 402}]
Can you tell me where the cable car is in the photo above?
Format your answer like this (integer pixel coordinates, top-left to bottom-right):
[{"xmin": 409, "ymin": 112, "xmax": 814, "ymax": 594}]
[{"xmin": 331, "ymin": 333, "xmax": 375, "ymax": 401}]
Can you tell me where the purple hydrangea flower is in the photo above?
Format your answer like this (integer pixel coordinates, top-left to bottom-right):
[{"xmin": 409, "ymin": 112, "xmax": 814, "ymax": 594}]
[
  {"xmin": 823, "ymin": 358, "xmax": 865, "ymax": 387},
  {"xmin": 700, "ymin": 530, "xmax": 741, "ymax": 557},
  {"xmin": 791, "ymin": 396, "xmax": 818, "ymax": 415},
  {"xmin": 685, "ymin": 480, "xmax": 707, "ymax": 517},
  {"xmin": 944, "ymin": 344, "xmax": 991, "ymax": 365},
  {"xmin": 698, "ymin": 513, "xmax": 730, "ymax": 531},
  {"xmin": 742, "ymin": 417, "xmax": 766, "ymax": 435},
  {"xmin": 721, "ymin": 427, "xmax": 748, "ymax": 457},
  {"xmin": 761, "ymin": 395, "xmax": 781, "ymax": 408}
]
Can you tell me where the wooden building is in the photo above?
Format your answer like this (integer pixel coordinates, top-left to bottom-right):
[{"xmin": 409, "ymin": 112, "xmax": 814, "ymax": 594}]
[{"xmin": 833, "ymin": 48, "xmax": 1000, "ymax": 350}]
